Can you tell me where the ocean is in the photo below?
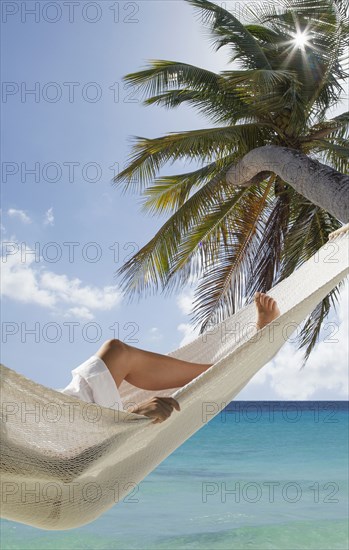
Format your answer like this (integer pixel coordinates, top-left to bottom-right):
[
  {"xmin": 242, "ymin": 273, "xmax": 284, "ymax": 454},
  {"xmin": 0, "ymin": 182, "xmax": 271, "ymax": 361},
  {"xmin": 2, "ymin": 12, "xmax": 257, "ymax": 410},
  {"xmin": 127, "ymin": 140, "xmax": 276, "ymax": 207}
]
[{"xmin": 1, "ymin": 401, "xmax": 348, "ymax": 550}]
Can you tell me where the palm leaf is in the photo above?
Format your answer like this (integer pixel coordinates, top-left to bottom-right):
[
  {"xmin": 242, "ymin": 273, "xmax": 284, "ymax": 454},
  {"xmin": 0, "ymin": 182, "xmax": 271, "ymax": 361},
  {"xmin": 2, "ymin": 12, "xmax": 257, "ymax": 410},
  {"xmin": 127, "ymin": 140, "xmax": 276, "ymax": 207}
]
[
  {"xmin": 115, "ymin": 163, "xmax": 240, "ymax": 299},
  {"xmin": 297, "ymin": 282, "xmax": 344, "ymax": 369},
  {"xmin": 165, "ymin": 186, "xmax": 249, "ymax": 287},
  {"xmin": 246, "ymin": 177, "xmax": 292, "ymax": 295},
  {"xmin": 221, "ymin": 68, "xmax": 301, "ymax": 89},
  {"xmin": 185, "ymin": 0, "xmax": 271, "ymax": 69},
  {"xmin": 279, "ymin": 203, "xmax": 343, "ymax": 365},
  {"xmin": 189, "ymin": 179, "xmax": 273, "ymax": 331},
  {"xmin": 123, "ymin": 60, "xmax": 223, "ymax": 98},
  {"xmin": 112, "ymin": 123, "xmax": 274, "ymax": 192},
  {"xmin": 244, "ymin": 24, "xmax": 281, "ymax": 44},
  {"xmin": 143, "ymin": 88, "xmax": 252, "ymax": 125},
  {"xmin": 302, "ymin": 111, "xmax": 349, "ymax": 143},
  {"xmin": 140, "ymin": 154, "xmax": 238, "ymax": 215},
  {"xmin": 312, "ymin": 139, "xmax": 349, "ymax": 174},
  {"xmin": 280, "ymin": 198, "xmax": 341, "ymax": 277}
]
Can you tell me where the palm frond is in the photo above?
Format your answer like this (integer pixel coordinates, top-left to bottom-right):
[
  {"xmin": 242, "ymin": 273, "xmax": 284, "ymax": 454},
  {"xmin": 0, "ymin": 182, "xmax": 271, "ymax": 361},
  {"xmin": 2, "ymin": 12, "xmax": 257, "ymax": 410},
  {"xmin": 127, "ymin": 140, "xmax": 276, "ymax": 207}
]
[
  {"xmin": 246, "ymin": 177, "xmax": 292, "ymax": 295},
  {"xmin": 189, "ymin": 179, "xmax": 273, "ymax": 331},
  {"xmin": 304, "ymin": 25, "xmax": 349, "ymax": 117},
  {"xmin": 221, "ymin": 68, "xmax": 301, "ymax": 89},
  {"xmin": 185, "ymin": 0, "xmax": 271, "ymax": 69},
  {"xmin": 333, "ymin": 0, "xmax": 349, "ymax": 18},
  {"xmin": 140, "ymin": 154, "xmax": 239, "ymax": 215},
  {"xmin": 245, "ymin": 0, "xmax": 348, "ymax": 121},
  {"xmin": 160, "ymin": 188, "xmax": 252, "ymax": 301},
  {"xmin": 248, "ymin": 0, "xmax": 339, "ymax": 28},
  {"xmin": 312, "ymin": 138, "xmax": 349, "ymax": 174},
  {"xmin": 296, "ymin": 282, "xmax": 344, "ymax": 369},
  {"xmin": 331, "ymin": 111, "xmax": 349, "ymax": 132},
  {"xmin": 164, "ymin": 186, "xmax": 249, "ymax": 289},
  {"xmin": 115, "ymin": 163, "xmax": 240, "ymax": 299},
  {"xmin": 279, "ymin": 202, "xmax": 343, "ymax": 366},
  {"xmin": 301, "ymin": 111, "xmax": 349, "ymax": 143},
  {"xmin": 280, "ymin": 199, "xmax": 342, "ymax": 278},
  {"xmin": 143, "ymin": 88, "xmax": 252, "ymax": 126},
  {"xmin": 221, "ymin": 69, "xmax": 304, "ymax": 123},
  {"xmin": 142, "ymin": 67, "xmax": 306, "ymax": 129},
  {"xmin": 113, "ymin": 123, "xmax": 274, "ymax": 192},
  {"xmin": 244, "ymin": 24, "xmax": 281, "ymax": 44},
  {"xmin": 123, "ymin": 60, "xmax": 222, "ymax": 98}
]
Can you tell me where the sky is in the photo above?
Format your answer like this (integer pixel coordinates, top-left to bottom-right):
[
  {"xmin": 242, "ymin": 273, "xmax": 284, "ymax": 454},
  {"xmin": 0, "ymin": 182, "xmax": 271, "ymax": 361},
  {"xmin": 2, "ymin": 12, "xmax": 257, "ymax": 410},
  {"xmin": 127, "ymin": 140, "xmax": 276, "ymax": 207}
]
[{"xmin": 1, "ymin": 0, "xmax": 348, "ymax": 400}]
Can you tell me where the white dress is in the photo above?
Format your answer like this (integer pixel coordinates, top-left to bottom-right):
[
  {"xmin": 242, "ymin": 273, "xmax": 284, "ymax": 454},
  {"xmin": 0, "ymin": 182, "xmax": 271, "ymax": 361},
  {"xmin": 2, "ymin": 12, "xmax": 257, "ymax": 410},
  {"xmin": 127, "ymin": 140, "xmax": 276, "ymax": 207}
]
[{"xmin": 58, "ymin": 355, "xmax": 124, "ymax": 411}]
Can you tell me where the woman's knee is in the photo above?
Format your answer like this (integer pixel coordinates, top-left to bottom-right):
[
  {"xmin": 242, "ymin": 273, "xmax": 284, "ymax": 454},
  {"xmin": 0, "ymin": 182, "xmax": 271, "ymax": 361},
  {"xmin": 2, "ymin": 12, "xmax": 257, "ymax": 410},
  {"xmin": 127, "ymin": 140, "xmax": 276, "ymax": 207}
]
[
  {"xmin": 96, "ymin": 339, "xmax": 127, "ymax": 366},
  {"xmin": 101, "ymin": 338, "xmax": 126, "ymax": 353},
  {"xmin": 95, "ymin": 339, "xmax": 129, "ymax": 385}
]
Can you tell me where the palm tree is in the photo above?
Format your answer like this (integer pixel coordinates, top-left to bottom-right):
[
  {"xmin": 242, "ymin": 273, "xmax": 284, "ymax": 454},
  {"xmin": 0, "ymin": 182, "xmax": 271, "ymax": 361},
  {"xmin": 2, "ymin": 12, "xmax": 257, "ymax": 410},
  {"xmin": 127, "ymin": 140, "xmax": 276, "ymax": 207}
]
[{"xmin": 113, "ymin": 0, "xmax": 349, "ymax": 366}]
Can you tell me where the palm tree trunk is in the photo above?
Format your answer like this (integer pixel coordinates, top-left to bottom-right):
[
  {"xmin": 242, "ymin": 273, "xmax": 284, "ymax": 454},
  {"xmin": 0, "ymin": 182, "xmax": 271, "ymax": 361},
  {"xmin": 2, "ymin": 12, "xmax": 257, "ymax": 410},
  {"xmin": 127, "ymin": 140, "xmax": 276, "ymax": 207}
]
[{"xmin": 226, "ymin": 145, "xmax": 349, "ymax": 222}]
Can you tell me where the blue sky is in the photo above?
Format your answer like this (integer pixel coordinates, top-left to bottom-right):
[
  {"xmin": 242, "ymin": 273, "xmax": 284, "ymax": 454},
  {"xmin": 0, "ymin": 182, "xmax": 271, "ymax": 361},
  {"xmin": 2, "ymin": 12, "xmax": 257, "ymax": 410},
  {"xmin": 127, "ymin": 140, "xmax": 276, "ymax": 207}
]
[{"xmin": 1, "ymin": 0, "xmax": 348, "ymax": 400}]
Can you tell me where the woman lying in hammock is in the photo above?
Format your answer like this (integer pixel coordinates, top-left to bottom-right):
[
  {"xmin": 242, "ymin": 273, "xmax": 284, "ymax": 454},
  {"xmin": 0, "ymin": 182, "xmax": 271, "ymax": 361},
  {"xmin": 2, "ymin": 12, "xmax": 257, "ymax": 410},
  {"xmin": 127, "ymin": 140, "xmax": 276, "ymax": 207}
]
[{"xmin": 61, "ymin": 292, "xmax": 280, "ymax": 424}]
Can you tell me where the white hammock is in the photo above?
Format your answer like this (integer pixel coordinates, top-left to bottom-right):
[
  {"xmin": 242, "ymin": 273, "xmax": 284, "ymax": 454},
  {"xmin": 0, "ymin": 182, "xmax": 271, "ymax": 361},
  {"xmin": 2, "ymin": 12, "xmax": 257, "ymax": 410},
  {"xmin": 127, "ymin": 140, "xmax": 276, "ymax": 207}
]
[{"xmin": 1, "ymin": 227, "xmax": 348, "ymax": 531}]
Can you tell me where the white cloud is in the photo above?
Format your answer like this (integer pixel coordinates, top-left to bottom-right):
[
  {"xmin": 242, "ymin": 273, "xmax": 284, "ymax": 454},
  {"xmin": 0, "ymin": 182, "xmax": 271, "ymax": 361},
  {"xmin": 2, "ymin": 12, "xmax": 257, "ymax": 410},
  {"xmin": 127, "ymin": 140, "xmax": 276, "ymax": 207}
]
[
  {"xmin": 176, "ymin": 281, "xmax": 201, "ymax": 346},
  {"xmin": 44, "ymin": 207, "xmax": 54, "ymax": 226},
  {"xmin": 1, "ymin": 244, "xmax": 55, "ymax": 307},
  {"xmin": 39, "ymin": 271, "xmax": 120, "ymax": 311},
  {"xmin": 177, "ymin": 322, "xmax": 200, "ymax": 347},
  {"xmin": 64, "ymin": 307, "xmax": 94, "ymax": 321},
  {"xmin": 176, "ymin": 272, "xmax": 201, "ymax": 316},
  {"xmin": 177, "ymin": 289, "xmax": 195, "ymax": 315},
  {"xmin": 7, "ymin": 208, "xmax": 31, "ymax": 224},
  {"xmin": 1, "ymin": 241, "xmax": 122, "ymax": 319},
  {"xmin": 148, "ymin": 327, "xmax": 163, "ymax": 341}
]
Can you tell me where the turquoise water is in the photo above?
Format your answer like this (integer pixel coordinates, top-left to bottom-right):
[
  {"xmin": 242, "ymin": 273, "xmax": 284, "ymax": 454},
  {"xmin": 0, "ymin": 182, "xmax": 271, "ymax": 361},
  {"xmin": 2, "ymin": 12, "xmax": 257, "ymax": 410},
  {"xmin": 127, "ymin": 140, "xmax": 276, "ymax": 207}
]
[{"xmin": 2, "ymin": 402, "xmax": 348, "ymax": 549}]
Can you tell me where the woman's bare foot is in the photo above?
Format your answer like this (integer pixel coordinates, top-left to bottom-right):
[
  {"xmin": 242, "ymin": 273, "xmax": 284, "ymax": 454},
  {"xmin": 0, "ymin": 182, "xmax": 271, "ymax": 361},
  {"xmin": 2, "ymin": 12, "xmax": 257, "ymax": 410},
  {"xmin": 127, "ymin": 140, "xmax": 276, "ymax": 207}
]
[{"xmin": 254, "ymin": 292, "xmax": 280, "ymax": 330}]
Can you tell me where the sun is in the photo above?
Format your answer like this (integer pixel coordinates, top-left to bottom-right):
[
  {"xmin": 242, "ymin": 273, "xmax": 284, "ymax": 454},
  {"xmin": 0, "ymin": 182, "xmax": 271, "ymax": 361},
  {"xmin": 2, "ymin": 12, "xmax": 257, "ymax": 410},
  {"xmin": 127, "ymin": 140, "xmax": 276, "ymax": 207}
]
[{"xmin": 291, "ymin": 30, "xmax": 310, "ymax": 50}]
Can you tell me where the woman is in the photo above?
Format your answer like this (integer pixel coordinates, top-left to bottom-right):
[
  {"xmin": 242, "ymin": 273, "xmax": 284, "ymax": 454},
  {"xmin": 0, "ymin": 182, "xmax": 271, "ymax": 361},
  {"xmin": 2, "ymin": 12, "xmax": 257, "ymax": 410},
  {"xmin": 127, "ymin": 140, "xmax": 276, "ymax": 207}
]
[{"xmin": 60, "ymin": 292, "xmax": 280, "ymax": 423}]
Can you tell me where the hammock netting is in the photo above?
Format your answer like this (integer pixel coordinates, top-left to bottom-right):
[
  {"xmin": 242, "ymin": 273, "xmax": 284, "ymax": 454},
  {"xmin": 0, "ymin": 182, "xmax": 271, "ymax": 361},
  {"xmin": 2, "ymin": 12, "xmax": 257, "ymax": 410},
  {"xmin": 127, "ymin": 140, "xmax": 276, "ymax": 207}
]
[{"xmin": 1, "ymin": 229, "xmax": 348, "ymax": 530}]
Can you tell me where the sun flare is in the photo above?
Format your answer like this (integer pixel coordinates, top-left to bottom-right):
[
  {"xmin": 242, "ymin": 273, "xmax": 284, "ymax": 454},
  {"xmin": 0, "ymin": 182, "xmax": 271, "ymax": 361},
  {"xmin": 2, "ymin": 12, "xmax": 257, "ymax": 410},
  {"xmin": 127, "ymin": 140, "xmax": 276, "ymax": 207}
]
[{"xmin": 292, "ymin": 30, "xmax": 309, "ymax": 50}]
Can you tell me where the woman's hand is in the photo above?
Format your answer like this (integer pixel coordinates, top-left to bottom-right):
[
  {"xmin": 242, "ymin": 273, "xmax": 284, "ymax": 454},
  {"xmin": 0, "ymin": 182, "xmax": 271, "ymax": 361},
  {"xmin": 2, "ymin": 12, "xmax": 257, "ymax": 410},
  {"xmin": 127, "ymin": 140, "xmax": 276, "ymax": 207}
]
[{"xmin": 130, "ymin": 397, "xmax": 180, "ymax": 424}]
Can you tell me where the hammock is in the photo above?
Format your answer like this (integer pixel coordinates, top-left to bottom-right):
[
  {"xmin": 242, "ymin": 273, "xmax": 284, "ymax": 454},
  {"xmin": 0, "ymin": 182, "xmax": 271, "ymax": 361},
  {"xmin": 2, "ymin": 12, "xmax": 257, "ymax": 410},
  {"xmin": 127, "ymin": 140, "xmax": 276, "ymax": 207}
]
[{"xmin": 1, "ymin": 227, "xmax": 348, "ymax": 531}]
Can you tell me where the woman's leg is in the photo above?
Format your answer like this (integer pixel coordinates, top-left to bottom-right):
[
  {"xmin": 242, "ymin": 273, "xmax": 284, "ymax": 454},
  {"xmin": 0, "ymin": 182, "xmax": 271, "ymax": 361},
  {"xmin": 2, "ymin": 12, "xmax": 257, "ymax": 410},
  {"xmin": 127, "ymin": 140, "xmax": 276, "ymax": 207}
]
[
  {"xmin": 95, "ymin": 338, "xmax": 212, "ymax": 391},
  {"xmin": 95, "ymin": 291, "xmax": 280, "ymax": 391}
]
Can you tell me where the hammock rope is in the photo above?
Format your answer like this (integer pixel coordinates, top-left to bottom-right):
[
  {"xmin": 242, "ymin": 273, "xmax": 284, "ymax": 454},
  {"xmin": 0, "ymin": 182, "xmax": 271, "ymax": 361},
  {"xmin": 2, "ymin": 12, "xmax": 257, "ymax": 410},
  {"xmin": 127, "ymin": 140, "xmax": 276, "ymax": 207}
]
[{"xmin": 1, "ymin": 226, "xmax": 348, "ymax": 530}]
